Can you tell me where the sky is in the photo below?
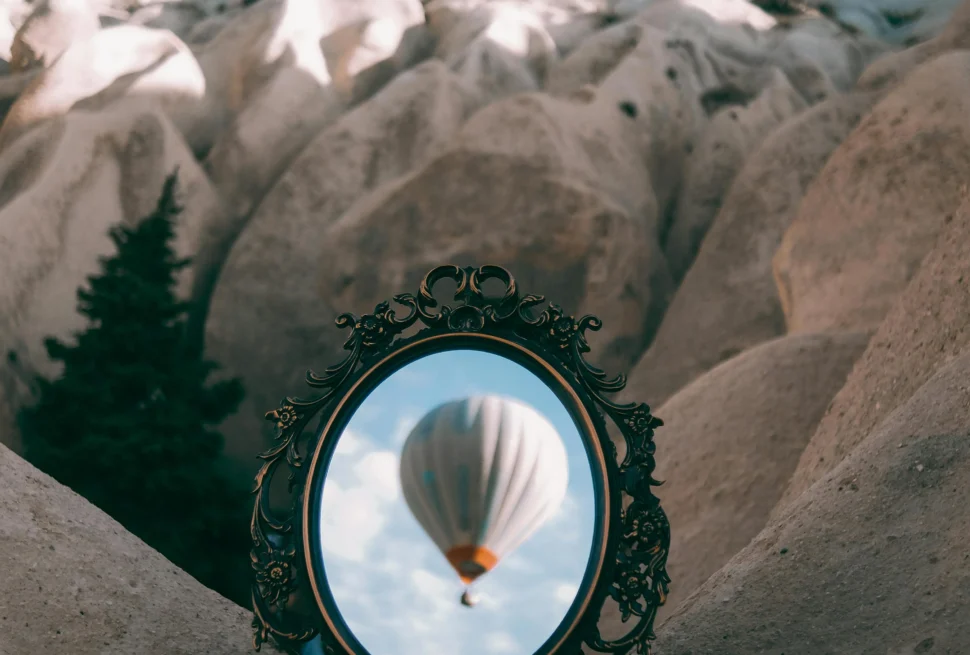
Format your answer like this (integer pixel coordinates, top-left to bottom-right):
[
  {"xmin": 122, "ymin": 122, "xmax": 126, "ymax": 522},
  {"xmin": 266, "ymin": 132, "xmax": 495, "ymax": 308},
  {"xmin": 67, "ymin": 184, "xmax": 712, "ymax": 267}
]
[{"xmin": 304, "ymin": 349, "xmax": 597, "ymax": 655}]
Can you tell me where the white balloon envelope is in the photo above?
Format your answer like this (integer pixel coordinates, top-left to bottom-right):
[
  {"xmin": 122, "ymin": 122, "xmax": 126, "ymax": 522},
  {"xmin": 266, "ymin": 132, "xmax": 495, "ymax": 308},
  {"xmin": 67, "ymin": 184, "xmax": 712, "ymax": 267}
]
[{"xmin": 399, "ymin": 395, "xmax": 570, "ymax": 587}]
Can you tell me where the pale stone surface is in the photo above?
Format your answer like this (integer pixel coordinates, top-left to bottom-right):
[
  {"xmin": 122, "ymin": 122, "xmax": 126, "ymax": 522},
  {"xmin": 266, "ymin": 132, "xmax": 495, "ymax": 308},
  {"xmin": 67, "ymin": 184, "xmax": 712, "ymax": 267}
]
[
  {"xmin": 184, "ymin": 9, "xmax": 245, "ymax": 45},
  {"xmin": 855, "ymin": 0, "xmax": 970, "ymax": 93},
  {"xmin": 620, "ymin": 331, "xmax": 867, "ymax": 623},
  {"xmin": 777, "ymin": 192, "xmax": 970, "ymax": 514},
  {"xmin": 0, "ymin": 68, "xmax": 38, "ymax": 125},
  {"xmin": 665, "ymin": 68, "xmax": 807, "ymax": 281},
  {"xmin": 129, "ymin": 1, "xmax": 208, "ymax": 41},
  {"xmin": 8, "ymin": 0, "xmax": 99, "ymax": 72},
  {"xmin": 590, "ymin": 22, "xmax": 705, "ymax": 214},
  {"xmin": 0, "ymin": 25, "xmax": 209, "ymax": 154},
  {"xmin": 428, "ymin": 0, "xmax": 560, "ymax": 100},
  {"xmin": 609, "ymin": 0, "xmax": 776, "ymax": 30},
  {"xmin": 799, "ymin": 0, "xmax": 964, "ymax": 46},
  {"xmin": 636, "ymin": 0, "xmax": 773, "ymax": 99},
  {"xmin": 0, "ymin": 442, "xmax": 254, "ymax": 655},
  {"xmin": 545, "ymin": 11, "xmax": 606, "ymax": 55},
  {"xmin": 203, "ymin": 64, "xmax": 344, "ymax": 221},
  {"xmin": 0, "ymin": 6, "xmax": 17, "ymax": 62},
  {"xmin": 193, "ymin": 0, "xmax": 423, "ymax": 152},
  {"xmin": 774, "ymin": 51, "xmax": 970, "ymax": 335},
  {"xmin": 769, "ymin": 17, "xmax": 887, "ymax": 102},
  {"xmin": 544, "ymin": 19, "xmax": 642, "ymax": 95},
  {"xmin": 628, "ymin": 91, "xmax": 877, "ymax": 408},
  {"xmin": 319, "ymin": 2, "xmax": 425, "ymax": 100},
  {"xmin": 654, "ymin": 350, "xmax": 970, "ymax": 653}
]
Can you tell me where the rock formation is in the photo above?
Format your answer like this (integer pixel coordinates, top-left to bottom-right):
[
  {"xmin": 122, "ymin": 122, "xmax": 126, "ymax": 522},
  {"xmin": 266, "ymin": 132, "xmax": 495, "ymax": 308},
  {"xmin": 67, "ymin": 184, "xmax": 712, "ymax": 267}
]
[
  {"xmin": 777, "ymin": 192, "xmax": 970, "ymax": 514},
  {"xmin": 0, "ymin": 442, "xmax": 253, "ymax": 654},
  {"xmin": 0, "ymin": 0, "xmax": 967, "ymax": 651},
  {"xmin": 655, "ymin": 349, "xmax": 970, "ymax": 653},
  {"xmin": 626, "ymin": 89, "xmax": 878, "ymax": 407},
  {"xmin": 774, "ymin": 50, "xmax": 970, "ymax": 335},
  {"xmin": 640, "ymin": 331, "xmax": 868, "ymax": 618}
]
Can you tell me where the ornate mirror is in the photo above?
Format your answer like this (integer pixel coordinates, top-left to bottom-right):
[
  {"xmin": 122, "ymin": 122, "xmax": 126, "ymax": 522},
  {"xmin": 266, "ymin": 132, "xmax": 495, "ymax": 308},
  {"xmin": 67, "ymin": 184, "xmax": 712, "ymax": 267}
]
[{"xmin": 250, "ymin": 265, "xmax": 670, "ymax": 655}]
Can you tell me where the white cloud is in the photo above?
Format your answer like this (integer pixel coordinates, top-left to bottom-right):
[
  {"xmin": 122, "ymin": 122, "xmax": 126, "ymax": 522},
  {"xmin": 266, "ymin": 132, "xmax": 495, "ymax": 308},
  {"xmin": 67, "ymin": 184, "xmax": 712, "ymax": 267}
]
[
  {"xmin": 354, "ymin": 450, "xmax": 400, "ymax": 502},
  {"xmin": 390, "ymin": 366, "xmax": 436, "ymax": 386},
  {"xmin": 548, "ymin": 492, "xmax": 580, "ymax": 525},
  {"xmin": 500, "ymin": 552, "xmax": 538, "ymax": 573},
  {"xmin": 319, "ymin": 482, "xmax": 390, "ymax": 562},
  {"xmin": 458, "ymin": 385, "xmax": 487, "ymax": 398},
  {"xmin": 316, "ymin": 390, "xmax": 599, "ymax": 655},
  {"xmin": 345, "ymin": 401, "xmax": 384, "ymax": 425},
  {"xmin": 333, "ymin": 427, "xmax": 367, "ymax": 457},
  {"xmin": 552, "ymin": 582, "xmax": 579, "ymax": 606},
  {"xmin": 391, "ymin": 414, "xmax": 420, "ymax": 446},
  {"xmin": 485, "ymin": 631, "xmax": 521, "ymax": 654},
  {"xmin": 410, "ymin": 567, "xmax": 457, "ymax": 608},
  {"xmin": 319, "ymin": 437, "xmax": 401, "ymax": 561}
]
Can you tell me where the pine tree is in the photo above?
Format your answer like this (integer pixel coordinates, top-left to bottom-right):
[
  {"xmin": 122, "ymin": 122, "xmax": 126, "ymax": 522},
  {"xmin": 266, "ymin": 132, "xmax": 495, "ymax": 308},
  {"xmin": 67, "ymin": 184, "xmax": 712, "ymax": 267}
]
[{"xmin": 19, "ymin": 172, "xmax": 251, "ymax": 603}]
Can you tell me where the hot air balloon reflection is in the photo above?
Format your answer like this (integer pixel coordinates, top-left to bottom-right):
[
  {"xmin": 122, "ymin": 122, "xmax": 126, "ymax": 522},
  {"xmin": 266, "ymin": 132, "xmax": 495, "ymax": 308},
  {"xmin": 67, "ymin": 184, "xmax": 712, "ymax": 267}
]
[{"xmin": 399, "ymin": 395, "xmax": 570, "ymax": 607}]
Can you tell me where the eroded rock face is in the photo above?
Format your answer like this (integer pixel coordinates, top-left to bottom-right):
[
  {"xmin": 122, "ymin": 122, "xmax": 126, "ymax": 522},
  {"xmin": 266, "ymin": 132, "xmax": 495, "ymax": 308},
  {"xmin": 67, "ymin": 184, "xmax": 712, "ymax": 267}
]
[
  {"xmin": 0, "ymin": 105, "xmax": 231, "ymax": 452},
  {"xmin": 637, "ymin": 1, "xmax": 772, "ymax": 98},
  {"xmin": 546, "ymin": 0, "xmax": 773, "ymax": 102},
  {"xmin": 8, "ymin": 0, "xmax": 100, "ymax": 72},
  {"xmin": 664, "ymin": 68, "xmax": 807, "ymax": 281},
  {"xmin": 609, "ymin": 0, "xmax": 776, "ymax": 30},
  {"xmin": 202, "ymin": 64, "xmax": 344, "ymax": 222},
  {"xmin": 659, "ymin": 15, "xmax": 889, "ymax": 282},
  {"xmin": 544, "ymin": 19, "xmax": 643, "ymax": 94},
  {"xmin": 0, "ymin": 69, "xmax": 39, "ymax": 126},
  {"xmin": 427, "ymin": 0, "xmax": 560, "ymax": 101},
  {"xmin": 654, "ymin": 350, "xmax": 970, "ymax": 653},
  {"xmin": 184, "ymin": 9, "xmax": 246, "ymax": 45},
  {"xmin": 205, "ymin": 60, "xmax": 482, "ymax": 472},
  {"xmin": 799, "ymin": 0, "xmax": 964, "ymax": 46},
  {"xmin": 200, "ymin": 0, "xmax": 429, "ymax": 217},
  {"xmin": 129, "ymin": 2, "xmax": 209, "ymax": 41},
  {"xmin": 317, "ymin": 0, "xmax": 425, "ymax": 99},
  {"xmin": 637, "ymin": 331, "xmax": 867, "ymax": 621},
  {"xmin": 777, "ymin": 193, "xmax": 970, "ymax": 514},
  {"xmin": 315, "ymin": 148, "xmax": 662, "ymax": 371},
  {"xmin": 0, "ymin": 7, "xmax": 17, "ymax": 63},
  {"xmin": 855, "ymin": 0, "xmax": 970, "ymax": 93},
  {"xmin": 627, "ymin": 90, "xmax": 877, "ymax": 408},
  {"xmin": 769, "ymin": 16, "xmax": 888, "ymax": 102},
  {"xmin": 774, "ymin": 51, "xmax": 970, "ymax": 335},
  {"xmin": 0, "ymin": 443, "xmax": 254, "ymax": 655},
  {"xmin": 0, "ymin": 25, "xmax": 209, "ymax": 154},
  {"xmin": 193, "ymin": 0, "xmax": 422, "ymax": 153},
  {"xmin": 314, "ymin": 91, "xmax": 671, "ymax": 370}
]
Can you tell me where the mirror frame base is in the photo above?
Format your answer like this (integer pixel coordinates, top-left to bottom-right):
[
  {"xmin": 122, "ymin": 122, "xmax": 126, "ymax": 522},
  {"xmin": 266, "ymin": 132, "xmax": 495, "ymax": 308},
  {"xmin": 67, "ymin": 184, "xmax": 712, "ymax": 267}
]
[{"xmin": 250, "ymin": 264, "xmax": 670, "ymax": 655}]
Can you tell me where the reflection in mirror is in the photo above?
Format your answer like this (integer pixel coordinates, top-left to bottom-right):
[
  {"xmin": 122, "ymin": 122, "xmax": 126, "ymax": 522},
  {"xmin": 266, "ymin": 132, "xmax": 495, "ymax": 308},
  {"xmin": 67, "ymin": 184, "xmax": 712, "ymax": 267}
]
[{"xmin": 313, "ymin": 350, "xmax": 597, "ymax": 655}]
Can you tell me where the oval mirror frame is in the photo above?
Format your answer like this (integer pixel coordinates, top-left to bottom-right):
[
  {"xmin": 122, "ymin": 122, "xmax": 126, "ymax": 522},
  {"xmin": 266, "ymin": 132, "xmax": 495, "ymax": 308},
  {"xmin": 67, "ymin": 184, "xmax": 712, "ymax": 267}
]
[{"xmin": 250, "ymin": 265, "xmax": 670, "ymax": 655}]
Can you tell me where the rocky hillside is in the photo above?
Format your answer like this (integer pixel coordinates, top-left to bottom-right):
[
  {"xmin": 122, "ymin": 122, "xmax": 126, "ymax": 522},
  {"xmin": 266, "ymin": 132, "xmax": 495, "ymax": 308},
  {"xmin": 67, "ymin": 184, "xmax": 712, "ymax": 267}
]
[{"xmin": 1, "ymin": 0, "xmax": 970, "ymax": 652}]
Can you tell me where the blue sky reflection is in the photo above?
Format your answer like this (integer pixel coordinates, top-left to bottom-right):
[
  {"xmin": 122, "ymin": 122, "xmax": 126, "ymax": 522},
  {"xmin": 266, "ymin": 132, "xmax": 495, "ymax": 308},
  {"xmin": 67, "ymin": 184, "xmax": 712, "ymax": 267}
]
[{"xmin": 314, "ymin": 349, "xmax": 597, "ymax": 655}]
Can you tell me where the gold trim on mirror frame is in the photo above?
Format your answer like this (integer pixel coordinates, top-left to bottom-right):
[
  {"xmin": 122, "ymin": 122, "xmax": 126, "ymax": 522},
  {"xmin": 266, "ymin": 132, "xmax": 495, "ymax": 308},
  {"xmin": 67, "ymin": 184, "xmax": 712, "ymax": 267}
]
[{"xmin": 250, "ymin": 264, "xmax": 670, "ymax": 655}]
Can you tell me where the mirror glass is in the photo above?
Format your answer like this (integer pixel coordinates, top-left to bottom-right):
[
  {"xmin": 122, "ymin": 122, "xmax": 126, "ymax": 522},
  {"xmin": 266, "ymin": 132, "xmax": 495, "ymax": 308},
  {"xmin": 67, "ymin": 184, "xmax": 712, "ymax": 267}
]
[{"xmin": 314, "ymin": 349, "xmax": 597, "ymax": 655}]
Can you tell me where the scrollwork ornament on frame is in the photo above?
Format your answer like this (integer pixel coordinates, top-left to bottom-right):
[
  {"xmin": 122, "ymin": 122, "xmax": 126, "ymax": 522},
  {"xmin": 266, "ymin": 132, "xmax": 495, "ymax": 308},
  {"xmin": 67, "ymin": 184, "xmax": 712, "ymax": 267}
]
[{"xmin": 249, "ymin": 264, "xmax": 670, "ymax": 655}]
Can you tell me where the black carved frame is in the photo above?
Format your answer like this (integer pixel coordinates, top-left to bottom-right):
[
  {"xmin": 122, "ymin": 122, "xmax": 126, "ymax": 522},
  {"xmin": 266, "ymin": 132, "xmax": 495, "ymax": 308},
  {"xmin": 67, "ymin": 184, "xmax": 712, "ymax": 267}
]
[{"xmin": 250, "ymin": 264, "xmax": 670, "ymax": 655}]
